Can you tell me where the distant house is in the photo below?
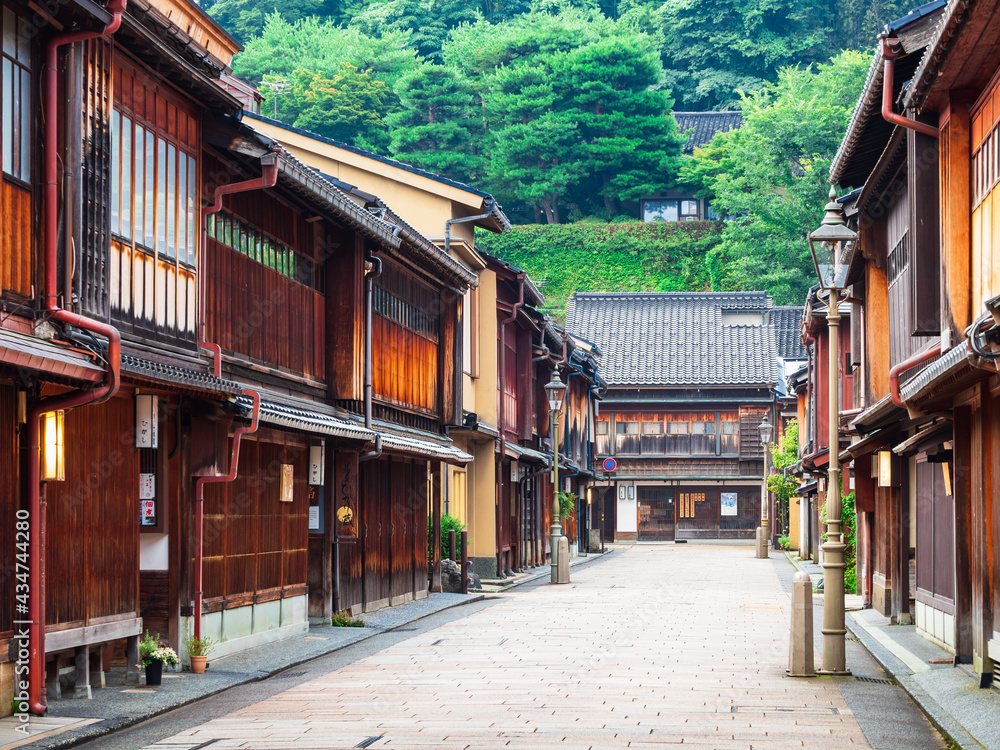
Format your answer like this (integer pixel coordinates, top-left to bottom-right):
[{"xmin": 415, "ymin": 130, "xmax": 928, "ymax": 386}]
[
  {"xmin": 631, "ymin": 111, "xmax": 742, "ymax": 223},
  {"xmin": 566, "ymin": 292, "xmax": 786, "ymax": 543}
]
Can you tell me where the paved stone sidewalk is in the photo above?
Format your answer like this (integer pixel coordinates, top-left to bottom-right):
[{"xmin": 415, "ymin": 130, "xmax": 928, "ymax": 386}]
[{"xmin": 130, "ymin": 544, "xmax": 941, "ymax": 749}]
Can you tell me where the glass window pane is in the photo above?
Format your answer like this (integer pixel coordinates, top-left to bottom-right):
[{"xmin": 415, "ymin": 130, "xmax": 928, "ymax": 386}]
[
  {"xmin": 121, "ymin": 116, "xmax": 132, "ymax": 238},
  {"xmin": 178, "ymin": 155, "xmax": 186, "ymax": 260},
  {"xmin": 187, "ymin": 155, "xmax": 196, "ymax": 265},
  {"xmin": 596, "ymin": 421, "xmax": 609, "ymax": 435},
  {"xmin": 16, "ymin": 15, "xmax": 30, "ymax": 66},
  {"xmin": 110, "ymin": 111, "xmax": 120, "ymax": 234},
  {"xmin": 224, "ymin": 215, "xmax": 231, "ymax": 247},
  {"xmin": 144, "ymin": 131, "xmax": 155, "ymax": 247},
  {"xmin": 166, "ymin": 144, "xmax": 176, "ymax": 258},
  {"xmin": 134, "ymin": 124, "xmax": 144, "ymax": 244},
  {"xmin": 18, "ymin": 67, "xmax": 28, "ymax": 180},
  {"xmin": 2, "ymin": 59, "xmax": 11, "ymax": 175},
  {"xmin": 2, "ymin": 9, "xmax": 14, "ymax": 56},
  {"xmin": 641, "ymin": 421, "xmax": 663, "ymax": 435},
  {"xmin": 156, "ymin": 138, "xmax": 167, "ymax": 253},
  {"xmin": 667, "ymin": 421, "xmax": 689, "ymax": 434}
]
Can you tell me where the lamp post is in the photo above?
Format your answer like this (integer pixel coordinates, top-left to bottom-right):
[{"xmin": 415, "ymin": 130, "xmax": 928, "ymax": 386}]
[
  {"xmin": 756, "ymin": 417, "xmax": 773, "ymax": 558},
  {"xmin": 807, "ymin": 185, "xmax": 857, "ymax": 675},
  {"xmin": 545, "ymin": 366, "xmax": 567, "ymax": 584}
]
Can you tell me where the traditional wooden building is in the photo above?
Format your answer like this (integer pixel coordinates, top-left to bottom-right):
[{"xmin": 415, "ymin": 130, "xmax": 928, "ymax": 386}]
[
  {"xmin": 821, "ymin": 0, "xmax": 1000, "ymax": 687},
  {"xmin": 1, "ymin": 0, "xmax": 481, "ymax": 716},
  {"xmin": 566, "ymin": 292, "xmax": 780, "ymax": 542}
]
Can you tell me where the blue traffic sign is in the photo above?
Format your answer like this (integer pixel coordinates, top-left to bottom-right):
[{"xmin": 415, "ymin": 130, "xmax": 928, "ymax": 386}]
[{"xmin": 602, "ymin": 457, "xmax": 617, "ymax": 473}]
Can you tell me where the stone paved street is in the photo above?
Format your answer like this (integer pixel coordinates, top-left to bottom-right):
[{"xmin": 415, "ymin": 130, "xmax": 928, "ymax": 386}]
[{"xmin": 123, "ymin": 545, "xmax": 945, "ymax": 749}]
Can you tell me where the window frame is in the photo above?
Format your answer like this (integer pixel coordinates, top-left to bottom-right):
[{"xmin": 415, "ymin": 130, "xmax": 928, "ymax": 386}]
[{"xmin": 2, "ymin": 4, "xmax": 32, "ymax": 185}]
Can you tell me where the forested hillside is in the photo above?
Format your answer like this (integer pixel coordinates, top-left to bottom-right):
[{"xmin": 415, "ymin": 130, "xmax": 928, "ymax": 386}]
[{"xmin": 202, "ymin": 0, "xmax": 881, "ymax": 303}]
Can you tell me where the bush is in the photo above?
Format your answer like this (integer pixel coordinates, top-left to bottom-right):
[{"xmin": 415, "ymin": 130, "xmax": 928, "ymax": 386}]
[
  {"xmin": 778, "ymin": 534, "xmax": 790, "ymax": 551},
  {"xmin": 475, "ymin": 222, "xmax": 723, "ymax": 319},
  {"xmin": 427, "ymin": 514, "xmax": 466, "ymax": 564},
  {"xmin": 331, "ymin": 611, "xmax": 364, "ymax": 627}
]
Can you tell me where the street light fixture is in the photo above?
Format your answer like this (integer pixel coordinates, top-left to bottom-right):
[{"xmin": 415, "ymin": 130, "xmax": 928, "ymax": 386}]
[
  {"xmin": 545, "ymin": 366, "xmax": 567, "ymax": 584},
  {"xmin": 756, "ymin": 416, "xmax": 773, "ymax": 559},
  {"xmin": 807, "ymin": 185, "xmax": 857, "ymax": 675}
]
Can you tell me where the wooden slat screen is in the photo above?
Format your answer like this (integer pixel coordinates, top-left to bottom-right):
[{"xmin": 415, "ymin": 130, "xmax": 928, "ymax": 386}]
[
  {"xmin": 78, "ymin": 37, "xmax": 112, "ymax": 320},
  {"xmin": 0, "ymin": 180, "xmax": 30, "ymax": 296},
  {"xmin": 202, "ymin": 437, "xmax": 309, "ymax": 603},
  {"xmin": 45, "ymin": 396, "xmax": 139, "ymax": 625}
]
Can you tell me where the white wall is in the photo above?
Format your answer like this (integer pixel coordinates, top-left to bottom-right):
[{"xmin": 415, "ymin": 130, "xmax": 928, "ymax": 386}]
[{"xmin": 140, "ymin": 534, "xmax": 169, "ymax": 570}]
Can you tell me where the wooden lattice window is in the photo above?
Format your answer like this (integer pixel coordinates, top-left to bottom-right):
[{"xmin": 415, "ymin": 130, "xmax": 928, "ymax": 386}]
[{"xmin": 1, "ymin": 5, "xmax": 30, "ymax": 183}]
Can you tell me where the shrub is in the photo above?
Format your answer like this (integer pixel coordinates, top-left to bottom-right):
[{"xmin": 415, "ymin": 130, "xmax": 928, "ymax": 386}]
[{"xmin": 427, "ymin": 513, "xmax": 466, "ymax": 564}]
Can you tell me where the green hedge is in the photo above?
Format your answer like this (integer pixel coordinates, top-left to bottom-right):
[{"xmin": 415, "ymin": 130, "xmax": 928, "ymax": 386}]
[{"xmin": 475, "ymin": 221, "xmax": 724, "ymax": 319}]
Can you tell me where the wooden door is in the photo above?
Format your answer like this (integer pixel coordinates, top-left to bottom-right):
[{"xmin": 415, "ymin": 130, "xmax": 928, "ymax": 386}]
[
  {"xmin": 637, "ymin": 487, "xmax": 674, "ymax": 541},
  {"xmin": 676, "ymin": 488, "xmax": 721, "ymax": 540}
]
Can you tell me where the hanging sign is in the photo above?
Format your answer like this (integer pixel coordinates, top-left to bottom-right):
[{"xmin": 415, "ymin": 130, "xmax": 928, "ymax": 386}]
[
  {"xmin": 308, "ymin": 444, "xmax": 325, "ymax": 485},
  {"xmin": 140, "ymin": 499, "xmax": 156, "ymax": 526},
  {"xmin": 139, "ymin": 473, "xmax": 156, "ymax": 500},
  {"xmin": 279, "ymin": 464, "xmax": 295, "ymax": 502},
  {"xmin": 135, "ymin": 394, "xmax": 158, "ymax": 448}
]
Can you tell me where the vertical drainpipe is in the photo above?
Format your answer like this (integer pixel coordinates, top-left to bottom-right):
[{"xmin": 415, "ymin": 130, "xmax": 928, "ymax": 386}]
[
  {"xmin": 192, "ymin": 390, "xmax": 260, "ymax": 641},
  {"xmin": 497, "ymin": 272, "xmax": 524, "ymax": 576},
  {"xmin": 359, "ymin": 246, "xmax": 383, "ymax": 462},
  {"xmin": 199, "ymin": 150, "xmax": 281, "ymax": 377},
  {"xmin": 28, "ymin": 0, "xmax": 129, "ymax": 716}
]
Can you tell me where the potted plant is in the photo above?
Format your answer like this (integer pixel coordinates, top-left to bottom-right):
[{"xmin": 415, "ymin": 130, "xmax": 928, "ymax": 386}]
[
  {"xmin": 138, "ymin": 631, "xmax": 178, "ymax": 686},
  {"xmin": 183, "ymin": 631, "xmax": 216, "ymax": 674}
]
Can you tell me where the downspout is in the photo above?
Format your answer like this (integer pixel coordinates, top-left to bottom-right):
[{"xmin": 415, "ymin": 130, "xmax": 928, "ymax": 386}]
[
  {"xmin": 890, "ymin": 343, "xmax": 943, "ymax": 407},
  {"xmin": 359, "ymin": 247, "xmax": 383, "ymax": 463},
  {"xmin": 28, "ymin": 1, "xmax": 128, "ymax": 716},
  {"xmin": 199, "ymin": 150, "xmax": 281, "ymax": 377},
  {"xmin": 880, "ymin": 36, "xmax": 939, "ymax": 138},
  {"xmin": 192, "ymin": 389, "xmax": 259, "ymax": 641},
  {"xmin": 444, "ymin": 199, "xmax": 497, "ymax": 256},
  {"xmin": 497, "ymin": 272, "xmax": 524, "ymax": 575}
]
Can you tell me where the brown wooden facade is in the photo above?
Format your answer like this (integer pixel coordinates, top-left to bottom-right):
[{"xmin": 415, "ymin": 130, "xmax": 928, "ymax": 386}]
[
  {"xmin": 0, "ymin": 0, "xmax": 482, "ymax": 716},
  {"xmin": 817, "ymin": 0, "xmax": 1000, "ymax": 687}
]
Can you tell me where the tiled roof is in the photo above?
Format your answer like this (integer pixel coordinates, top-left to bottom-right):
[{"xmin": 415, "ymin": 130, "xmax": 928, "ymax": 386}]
[
  {"xmin": 565, "ymin": 292, "xmax": 778, "ymax": 387},
  {"xmin": 673, "ymin": 112, "xmax": 743, "ymax": 153},
  {"xmin": 771, "ymin": 306, "xmax": 808, "ymax": 360}
]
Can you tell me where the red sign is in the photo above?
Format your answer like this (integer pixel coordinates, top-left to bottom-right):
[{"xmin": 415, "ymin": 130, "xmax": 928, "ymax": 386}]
[{"xmin": 602, "ymin": 457, "xmax": 617, "ymax": 473}]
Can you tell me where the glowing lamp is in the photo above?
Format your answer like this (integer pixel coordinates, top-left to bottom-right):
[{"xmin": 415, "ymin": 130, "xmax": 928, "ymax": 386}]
[{"xmin": 40, "ymin": 410, "xmax": 65, "ymax": 482}]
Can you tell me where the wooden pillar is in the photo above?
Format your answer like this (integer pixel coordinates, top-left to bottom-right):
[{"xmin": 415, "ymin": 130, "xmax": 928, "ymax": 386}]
[
  {"xmin": 954, "ymin": 404, "xmax": 975, "ymax": 663},
  {"xmin": 971, "ymin": 385, "xmax": 995, "ymax": 685},
  {"xmin": 46, "ymin": 655, "xmax": 61, "ymax": 700},
  {"xmin": 941, "ymin": 101, "xmax": 972, "ymax": 339},
  {"xmin": 430, "ymin": 461, "xmax": 443, "ymax": 593}
]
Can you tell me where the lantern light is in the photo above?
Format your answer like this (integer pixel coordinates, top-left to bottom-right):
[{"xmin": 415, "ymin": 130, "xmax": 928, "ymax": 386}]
[{"xmin": 40, "ymin": 410, "xmax": 65, "ymax": 482}]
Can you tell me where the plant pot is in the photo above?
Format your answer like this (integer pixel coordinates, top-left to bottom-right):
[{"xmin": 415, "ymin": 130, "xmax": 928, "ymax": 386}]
[
  {"xmin": 190, "ymin": 655, "xmax": 207, "ymax": 674},
  {"xmin": 145, "ymin": 660, "xmax": 163, "ymax": 686}
]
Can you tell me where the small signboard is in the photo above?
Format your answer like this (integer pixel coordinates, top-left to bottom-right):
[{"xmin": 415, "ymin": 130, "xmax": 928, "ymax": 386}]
[
  {"xmin": 139, "ymin": 473, "xmax": 156, "ymax": 500},
  {"xmin": 140, "ymin": 499, "xmax": 156, "ymax": 526},
  {"xmin": 721, "ymin": 492, "xmax": 738, "ymax": 517},
  {"xmin": 280, "ymin": 464, "xmax": 295, "ymax": 503},
  {"xmin": 309, "ymin": 504, "xmax": 320, "ymax": 531},
  {"xmin": 602, "ymin": 457, "xmax": 617, "ymax": 473}
]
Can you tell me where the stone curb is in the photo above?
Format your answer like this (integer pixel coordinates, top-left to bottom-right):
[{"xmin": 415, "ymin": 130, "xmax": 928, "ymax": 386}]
[
  {"xmin": 846, "ymin": 617, "xmax": 984, "ymax": 750},
  {"xmin": 484, "ymin": 548, "xmax": 619, "ymax": 593},
  {"xmin": 20, "ymin": 593, "xmax": 487, "ymax": 750}
]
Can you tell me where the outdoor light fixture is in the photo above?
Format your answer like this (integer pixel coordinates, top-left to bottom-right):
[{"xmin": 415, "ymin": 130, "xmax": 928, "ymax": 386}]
[
  {"xmin": 544, "ymin": 366, "xmax": 568, "ymax": 584},
  {"xmin": 807, "ymin": 185, "xmax": 856, "ymax": 676},
  {"xmin": 756, "ymin": 417, "xmax": 773, "ymax": 559},
  {"xmin": 40, "ymin": 410, "xmax": 65, "ymax": 482}
]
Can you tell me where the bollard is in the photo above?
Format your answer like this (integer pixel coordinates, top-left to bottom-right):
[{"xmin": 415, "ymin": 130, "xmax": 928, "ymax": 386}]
[
  {"xmin": 557, "ymin": 536, "xmax": 571, "ymax": 584},
  {"xmin": 449, "ymin": 529, "xmax": 457, "ymax": 562},
  {"xmin": 460, "ymin": 530, "xmax": 469, "ymax": 595},
  {"xmin": 789, "ymin": 571, "xmax": 815, "ymax": 676},
  {"xmin": 755, "ymin": 526, "xmax": 769, "ymax": 558}
]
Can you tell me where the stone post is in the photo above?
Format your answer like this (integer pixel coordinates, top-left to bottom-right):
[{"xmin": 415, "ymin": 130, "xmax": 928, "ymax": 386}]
[{"xmin": 789, "ymin": 572, "xmax": 815, "ymax": 677}]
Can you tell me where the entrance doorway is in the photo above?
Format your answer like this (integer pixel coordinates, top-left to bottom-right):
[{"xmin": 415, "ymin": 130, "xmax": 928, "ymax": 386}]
[{"xmin": 638, "ymin": 487, "xmax": 675, "ymax": 541}]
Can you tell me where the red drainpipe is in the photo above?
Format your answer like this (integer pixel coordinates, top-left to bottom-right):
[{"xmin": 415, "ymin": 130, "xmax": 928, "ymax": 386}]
[
  {"xmin": 192, "ymin": 389, "xmax": 260, "ymax": 641},
  {"xmin": 26, "ymin": 1, "xmax": 128, "ymax": 716},
  {"xmin": 880, "ymin": 36, "xmax": 939, "ymax": 139},
  {"xmin": 890, "ymin": 343, "xmax": 943, "ymax": 407},
  {"xmin": 199, "ymin": 151, "xmax": 281, "ymax": 376}
]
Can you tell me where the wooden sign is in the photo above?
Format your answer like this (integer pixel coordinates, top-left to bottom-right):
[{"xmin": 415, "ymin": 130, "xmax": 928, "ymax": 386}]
[
  {"xmin": 335, "ymin": 451, "xmax": 359, "ymax": 539},
  {"xmin": 280, "ymin": 464, "xmax": 294, "ymax": 503}
]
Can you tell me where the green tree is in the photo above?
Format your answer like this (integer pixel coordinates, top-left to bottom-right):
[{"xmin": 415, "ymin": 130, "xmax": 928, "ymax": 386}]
[
  {"xmin": 680, "ymin": 50, "xmax": 870, "ymax": 304},
  {"xmin": 350, "ymin": 0, "xmax": 481, "ymax": 61},
  {"xmin": 659, "ymin": 0, "xmax": 838, "ymax": 109},
  {"xmin": 233, "ymin": 13, "xmax": 421, "ymax": 117},
  {"xmin": 200, "ymin": 0, "xmax": 325, "ymax": 42},
  {"xmin": 278, "ymin": 66, "xmax": 391, "ymax": 151},
  {"xmin": 387, "ymin": 65, "xmax": 483, "ymax": 182}
]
